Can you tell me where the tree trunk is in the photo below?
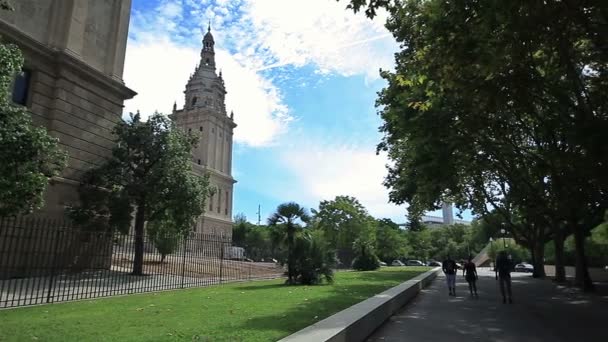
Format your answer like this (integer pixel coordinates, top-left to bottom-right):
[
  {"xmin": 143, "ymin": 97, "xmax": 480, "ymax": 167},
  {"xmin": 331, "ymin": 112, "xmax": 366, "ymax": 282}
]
[
  {"xmin": 132, "ymin": 204, "xmax": 146, "ymax": 276},
  {"xmin": 286, "ymin": 224, "xmax": 294, "ymax": 284},
  {"xmin": 553, "ymin": 230, "xmax": 566, "ymax": 282},
  {"xmin": 532, "ymin": 241, "xmax": 546, "ymax": 278},
  {"xmin": 573, "ymin": 227, "xmax": 594, "ymax": 291}
]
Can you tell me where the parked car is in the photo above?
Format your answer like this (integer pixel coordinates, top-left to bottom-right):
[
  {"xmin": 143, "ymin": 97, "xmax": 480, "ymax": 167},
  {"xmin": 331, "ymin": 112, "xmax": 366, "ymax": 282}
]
[
  {"xmin": 514, "ymin": 263, "xmax": 534, "ymax": 273},
  {"xmin": 407, "ymin": 260, "xmax": 425, "ymax": 266},
  {"xmin": 379, "ymin": 261, "xmax": 387, "ymax": 267},
  {"xmin": 427, "ymin": 260, "xmax": 442, "ymax": 267},
  {"xmin": 391, "ymin": 260, "xmax": 405, "ymax": 266}
]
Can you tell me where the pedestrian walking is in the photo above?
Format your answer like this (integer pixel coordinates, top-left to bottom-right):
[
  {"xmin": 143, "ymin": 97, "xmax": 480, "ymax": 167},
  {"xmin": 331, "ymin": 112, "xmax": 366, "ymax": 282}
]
[
  {"xmin": 463, "ymin": 255, "xmax": 478, "ymax": 297},
  {"xmin": 495, "ymin": 251, "xmax": 513, "ymax": 304},
  {"xmin": 442, "ymin": 255, "xmax": 458, "ymax": 296}
]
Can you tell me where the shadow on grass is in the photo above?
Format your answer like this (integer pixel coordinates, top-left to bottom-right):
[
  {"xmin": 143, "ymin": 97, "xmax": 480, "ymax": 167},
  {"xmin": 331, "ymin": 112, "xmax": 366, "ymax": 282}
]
[{"xmin": 234, "ymin": 269, "xmax": 427, "ymax": 338}]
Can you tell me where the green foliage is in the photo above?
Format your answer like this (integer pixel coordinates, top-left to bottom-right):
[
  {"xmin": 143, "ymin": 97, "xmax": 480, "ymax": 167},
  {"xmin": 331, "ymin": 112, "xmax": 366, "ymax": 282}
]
[
  {"xmin": 231, "ymin": 214, "xmax": 279, "ymax": 261},
  {"xmin": 268, "ymin": 202, "xmax": 310, "ymax": 284},
  {"xmin": 68, "ymin": 113, "xmax": 209, "ymax": 274},
  {"xmin": 313, "ymin": 196, "xmax": 375, "ymax": 265},
  {"xmin": 147, "ymin": 220, "xmax": 184, "ymax": 262},
  {"xmin": 292, "ymin": 230, "xmax": 337, "ymax": 284},
  {"xmin": 374, "ymin": 218, "xmax": 408, "ymax": 262},
  {"xmin": 545, "ymin": 225, "xmax": 608, "ymax": 268},
  {"xmin": 0, "ymin": 41, "xmax": 67, "ymax": 216},
  {"xmin": 340, "ymin": 0, "xmax": 608, "ymax": 288},
  {"xmin": 352, "ymin": 238, "xmax": 380, "ymax": 271},
  {"xmin": 488, "ymin": 240, "xmax": 530, "ymax": 265}
]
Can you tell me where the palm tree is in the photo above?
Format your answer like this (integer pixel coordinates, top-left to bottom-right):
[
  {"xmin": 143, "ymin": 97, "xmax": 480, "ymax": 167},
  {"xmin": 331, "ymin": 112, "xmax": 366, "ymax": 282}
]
[{"xmin": 268, "ymin": 202, "xmax": 310, "ymax": 284}]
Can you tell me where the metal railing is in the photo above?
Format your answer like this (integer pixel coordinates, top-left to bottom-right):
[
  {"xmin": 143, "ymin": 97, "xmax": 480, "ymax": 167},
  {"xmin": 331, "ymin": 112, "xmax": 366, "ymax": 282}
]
[{"xmin": 0, "ymin": 216, "xmax": 285, "ymax": 308}]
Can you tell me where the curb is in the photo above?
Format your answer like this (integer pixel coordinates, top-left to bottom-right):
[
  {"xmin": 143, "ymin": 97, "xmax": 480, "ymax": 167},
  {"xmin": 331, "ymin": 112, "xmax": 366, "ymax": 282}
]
[{"xmin": 278, "ymin": 267, "xmax": 441, "ymax": 342}]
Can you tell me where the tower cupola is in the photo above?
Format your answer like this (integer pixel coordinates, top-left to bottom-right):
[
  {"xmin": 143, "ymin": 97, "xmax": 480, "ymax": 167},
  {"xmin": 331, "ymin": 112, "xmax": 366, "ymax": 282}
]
[{"xmin": 201, "ymin": 23, "xmax": 215, "ymax": 68}]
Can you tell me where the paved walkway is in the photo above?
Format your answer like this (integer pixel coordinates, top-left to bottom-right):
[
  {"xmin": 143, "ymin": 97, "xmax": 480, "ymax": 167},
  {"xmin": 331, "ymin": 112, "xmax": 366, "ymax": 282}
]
[{"xmin": 368, "ymin": 268, "xmax": 608, "ymax": 342}]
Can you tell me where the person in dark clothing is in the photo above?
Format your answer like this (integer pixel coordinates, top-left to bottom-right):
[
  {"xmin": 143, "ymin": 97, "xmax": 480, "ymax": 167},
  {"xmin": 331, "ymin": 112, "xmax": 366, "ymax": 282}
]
[
  {"xmin": 442, "ymin": 255, "xmax": 458, "ymax": 296},
  {"xmin": 495, "ymin": 251, "xmax": 513, "ymax": 304},
  {"xmin": 463, "ymin": 255, "xmax": 478, "ymax": 297}
]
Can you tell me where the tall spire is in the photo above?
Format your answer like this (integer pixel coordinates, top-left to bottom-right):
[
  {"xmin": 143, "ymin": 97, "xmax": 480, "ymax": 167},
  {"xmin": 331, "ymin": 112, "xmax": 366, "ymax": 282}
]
[{"xmin": 201, "ymin": 22, "xmax": 216, "ymax": 68}]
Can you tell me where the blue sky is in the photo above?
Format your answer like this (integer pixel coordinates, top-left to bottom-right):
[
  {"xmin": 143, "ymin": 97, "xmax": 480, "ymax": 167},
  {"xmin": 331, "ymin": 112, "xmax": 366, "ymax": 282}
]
[{"xmin": 123, "ymin": 0, "xmax": 455, "ymax": 223}]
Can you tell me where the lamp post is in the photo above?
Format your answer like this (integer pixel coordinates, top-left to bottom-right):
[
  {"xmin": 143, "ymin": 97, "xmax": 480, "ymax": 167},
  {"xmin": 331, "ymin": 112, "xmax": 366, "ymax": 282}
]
[{"xmin": 489, "ymin": 237, "xmax": 494, "ymax": 268}]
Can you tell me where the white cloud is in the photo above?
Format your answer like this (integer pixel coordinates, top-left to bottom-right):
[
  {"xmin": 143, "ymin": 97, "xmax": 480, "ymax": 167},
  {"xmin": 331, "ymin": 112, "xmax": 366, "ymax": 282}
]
[
  {"xmin": 240, "ymin": 0, "xmax": 397, "ymax": 79},
  {"xmin": 123, "ymin": 0, "xmax": 397, "ymax": 144},
  {"xmin": 123, "ymin": 5, "xmax": 292, "ymax": 147},
  {"xmin": 280, "ymin": 142, "xmax": 407, "ymax": 221}
]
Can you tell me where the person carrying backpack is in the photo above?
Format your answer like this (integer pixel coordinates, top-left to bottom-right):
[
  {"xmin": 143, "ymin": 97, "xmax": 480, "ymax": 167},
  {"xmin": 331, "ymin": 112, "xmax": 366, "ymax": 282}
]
[
  {"xmin": 442, "ymin": 255, "xmax": 458, "ymax": 296},
  {"xmin": 495, "ymin": 251, "xmax": 513, "ymax": 304}
]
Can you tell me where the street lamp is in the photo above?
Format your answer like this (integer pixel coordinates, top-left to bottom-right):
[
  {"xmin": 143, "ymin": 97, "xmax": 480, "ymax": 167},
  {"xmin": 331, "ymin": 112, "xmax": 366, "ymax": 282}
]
[
  {"xmin": 489, "ymin": 237, "xmax": 494, "ymax": 268},
  {"xmin": 500, "ymin": 228, "xmax": 507, "ymax": 248}
]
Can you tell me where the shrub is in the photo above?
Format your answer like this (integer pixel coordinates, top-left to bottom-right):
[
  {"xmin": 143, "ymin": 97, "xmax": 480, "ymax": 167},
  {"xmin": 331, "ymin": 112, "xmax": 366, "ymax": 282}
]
[
  {"xmin": 148, "ymin": 221, "xmax": 183, "ymax": 263},
  {"xmin": 352, "ymin": 239, "xmax": 380, "ymax": 271},
  {"xmin": 292, "ymin": 231, "xmax": 337, "ymax": 285}
]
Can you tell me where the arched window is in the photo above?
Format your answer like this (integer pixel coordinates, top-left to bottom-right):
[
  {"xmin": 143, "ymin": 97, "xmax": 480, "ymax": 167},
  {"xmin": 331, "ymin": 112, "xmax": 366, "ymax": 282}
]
[
  {"xmin": 192, "ymin": 97, "xmax": 198, "ymax": 106},
  {"xmin": 205, "ymin": 58, "xmax": 210, "ymax": 66}
]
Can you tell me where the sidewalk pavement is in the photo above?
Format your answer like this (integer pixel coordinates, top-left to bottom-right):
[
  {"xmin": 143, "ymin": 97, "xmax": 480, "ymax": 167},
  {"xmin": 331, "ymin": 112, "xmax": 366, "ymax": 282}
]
[{"xmin": 368, "ymin": 268, "xmax": 607, "ymax": 342}]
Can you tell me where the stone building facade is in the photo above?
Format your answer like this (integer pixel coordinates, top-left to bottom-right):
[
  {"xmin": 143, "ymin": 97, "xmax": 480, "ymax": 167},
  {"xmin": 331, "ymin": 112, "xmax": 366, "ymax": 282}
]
[
  {"xmin": 172, "ymin": 27, "xmax": 236, "ymax": 236},
  {"xmin": 0, "ymin": 0, "xmax": 136, "ymax": 217}
]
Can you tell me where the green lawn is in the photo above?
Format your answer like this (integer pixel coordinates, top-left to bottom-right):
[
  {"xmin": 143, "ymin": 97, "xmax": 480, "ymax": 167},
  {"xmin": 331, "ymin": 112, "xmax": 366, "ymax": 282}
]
[{"xmin": 0, "ymin": 267, "xmax": 429, "ymax": 342}]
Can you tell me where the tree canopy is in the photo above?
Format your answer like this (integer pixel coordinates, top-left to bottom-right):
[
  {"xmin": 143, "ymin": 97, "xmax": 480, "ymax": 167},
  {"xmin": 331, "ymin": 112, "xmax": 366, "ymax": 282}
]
[
  {"xmin": 0, "ymin": 38, "xmax": 66, "ymax": 216},
  {"xmin": 69, "ymin": 113, "xmax": 210, "ymax": 275},
  {"xmin": 339, "ymin": 0, "xmax": 607, "ymax": 290}
]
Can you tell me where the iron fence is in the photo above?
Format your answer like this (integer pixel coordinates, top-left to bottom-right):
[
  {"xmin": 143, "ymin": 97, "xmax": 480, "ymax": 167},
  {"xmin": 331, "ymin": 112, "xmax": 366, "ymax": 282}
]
[{"xmin": 0, "ymin": 216, "xmax": 285, "ymax": 309}]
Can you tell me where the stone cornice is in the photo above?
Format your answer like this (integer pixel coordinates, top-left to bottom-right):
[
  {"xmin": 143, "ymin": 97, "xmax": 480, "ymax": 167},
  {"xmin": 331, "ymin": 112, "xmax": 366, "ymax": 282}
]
[
  {"xmin": 0, "ymin": 21, "xmax": 137, "ymax": 101},
  {"xmin": 192, "ymin": 163, "xmax": 236, "ymax": 184}
]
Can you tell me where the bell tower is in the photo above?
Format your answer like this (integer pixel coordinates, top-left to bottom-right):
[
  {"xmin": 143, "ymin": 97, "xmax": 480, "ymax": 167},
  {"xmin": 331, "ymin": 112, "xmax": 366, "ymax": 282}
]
[{"xmin": 171, "ymin": 25, "xmax": 236, "ymax": 236}]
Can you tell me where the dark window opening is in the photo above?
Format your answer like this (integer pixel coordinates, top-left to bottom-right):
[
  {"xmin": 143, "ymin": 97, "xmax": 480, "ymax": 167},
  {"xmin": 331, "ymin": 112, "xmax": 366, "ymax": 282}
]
[
  {"xmin": 199, "ymin": 126, "xmax": 203, "ymax": 132},
  {"xmin": 197, "ymin": 159, "xmax": 201, "ymax": 165},
  {"xmin": 192, "ymin": 97, "xmax": 198, "ymax": 106},
  {"xmin": 205, "ymin": 58, "xmax": 210, "ymax": 65},
  {"xmin": 225, "ymin": 191, "xmax": 229, "ymax": 215},
  {"xmin": 12, "ymin": 68, "xmax": 31, "ymax": 106},
  {"xmin": 188, "ymin": 128, "xmax": 192, "ymax": 133},
  {"xmin": 217, "ymin": 191, "xmax": 222, "ymax": 213}
]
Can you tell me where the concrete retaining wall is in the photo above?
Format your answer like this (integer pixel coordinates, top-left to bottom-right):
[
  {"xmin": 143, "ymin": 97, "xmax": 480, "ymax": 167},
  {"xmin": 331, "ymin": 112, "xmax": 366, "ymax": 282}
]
[{"xmin": 278, "ymin": 267, "xmax": 441, "ymax": 342}]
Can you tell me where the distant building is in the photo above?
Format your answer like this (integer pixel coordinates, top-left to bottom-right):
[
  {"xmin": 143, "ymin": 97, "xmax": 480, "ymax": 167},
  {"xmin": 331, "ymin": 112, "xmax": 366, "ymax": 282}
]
[
  {"xmin": 442, "ymin": 202, "xmax": 454, "ymax": 225},
  {"xmin": 0, "ymin": 0, "xmax": 136, "ymax": 217},
  {"xmin": 420, "ymin": 215, "xmax": 470, "ymax": 228},
  {"xmin": 171, "ymin": 26, "xmax": 236, "ymax": 236},
  {"xmin": 401, "ymin": 203, "xmax": 470, "ymax": 229}
]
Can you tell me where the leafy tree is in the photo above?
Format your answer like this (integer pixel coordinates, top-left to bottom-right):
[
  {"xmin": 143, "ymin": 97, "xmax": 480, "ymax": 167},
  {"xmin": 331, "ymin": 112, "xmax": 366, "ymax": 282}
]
[
  {"xmin": 352, "ymin": 238, "xmax": 381, "ymax": 271},
  {"xmin": 147, "ymin": 220, "xmax": 183, "ymax": 263},
  {"xmin": 232, "ymin": 213, "xmax": 249, "ymax": 247},
  {"xmin": 69, "ymin": 113, "xmax": 209, "ymax": 275},
  {"xmin": 314, "ymin": 196, "xmax": 375, "ymax": 266},
  {"xmin": 0, "ymin": 40, "xmax": 67, "ymax": 216},
  {"xmin": 340, "ymin": 0, "xmax": 608, "ymax": 291},
  {"xmin": 488, "ymin": 240, "xmax": 531, "ymax": 265},
  {"xmin": 403, "ymin": 227, "xmax": 432, "ymax": 261},
  {"xmin": 374, "ymin": 218, "xmax": 409, "ymax": 263},
  {"xmin": 268, "ymin": 202, "xmax": 310, "ymax": 284}
]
